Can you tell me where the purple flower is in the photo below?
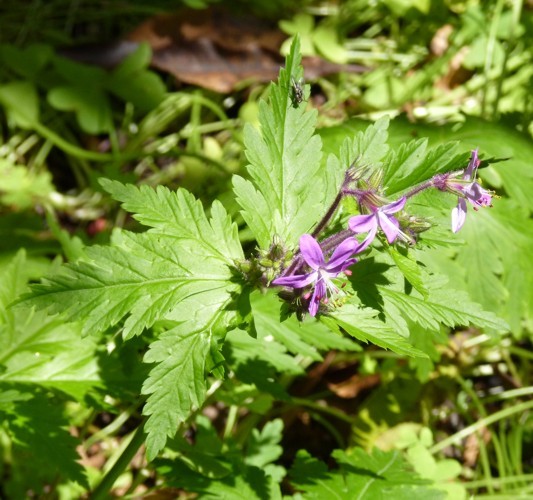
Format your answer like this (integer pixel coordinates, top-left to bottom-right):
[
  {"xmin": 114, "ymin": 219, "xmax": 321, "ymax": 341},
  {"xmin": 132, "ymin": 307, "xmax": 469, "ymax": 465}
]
[
  {"xmin": 450, "ymin": 149, "xmax": 493, "ymax": 233},
  {"xmin": 272, "ymin": 234, "xmax": 361, "ymax": 316},
  {"xmin": 348, "ymin": 197, "xmax": 407, "ymax": 245}
]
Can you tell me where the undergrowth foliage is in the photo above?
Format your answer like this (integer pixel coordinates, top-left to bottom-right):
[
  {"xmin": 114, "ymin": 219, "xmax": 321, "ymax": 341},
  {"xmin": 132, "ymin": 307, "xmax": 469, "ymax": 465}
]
[{"xmin": 7, "ymin": 37, "xmax": 511, "ymax": 495}]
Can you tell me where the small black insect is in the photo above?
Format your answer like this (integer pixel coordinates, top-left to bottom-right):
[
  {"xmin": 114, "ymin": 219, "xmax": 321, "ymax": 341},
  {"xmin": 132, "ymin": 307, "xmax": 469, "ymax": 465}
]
[{"xmin": 290, "ymin": 76, "xmax": 305, "ymax": 105}]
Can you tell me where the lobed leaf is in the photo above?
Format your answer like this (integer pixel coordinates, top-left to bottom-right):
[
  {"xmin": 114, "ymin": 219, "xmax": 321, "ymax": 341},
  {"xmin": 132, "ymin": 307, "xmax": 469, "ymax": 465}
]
[
  {"xmin": 233, "ymin": 36, "xmax": 344, "ymax": 249},
  {"xmin": 1, "ymin": 252, "xmax": 101, "ymax": 401},
  {"xmin": 289, "ymin": 447, "xmax": 443, "ymax": 499},
  {"xmin": 325, "ymin": 304, "xmax": 428, "ymax": 358},
  {"xmin": 142, "ymin": 321, "xmax": 212, "ymax": 461},
  {"xmin": 23, "ymin": 183, "xmax": 243, "ymax": 339}
]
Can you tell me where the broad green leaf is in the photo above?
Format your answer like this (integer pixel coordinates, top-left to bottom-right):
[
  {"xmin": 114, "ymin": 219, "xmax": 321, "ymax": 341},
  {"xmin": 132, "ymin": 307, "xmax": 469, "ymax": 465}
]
[
  {"xmin": 2, "ymin": 394, "xmax": 88, "ymax": 496},
  {"xmin": 1, "ymin": 252, "xmax": 101, "ymax": 401},
  {"xmin": 321, "ymin": 115, "xmax": 533, "ymax": 213},
  {"xmin": 325, "ymin": 304, "xmax": 428, "ymax": 358},
  {"xmin": 223, "ymin": 329, "xmax": 295, "ymax": 401},
  {"xmin": 245, "ymin": 419, "xmax": 284, "ymax": 468},
  {"xmin": 388, "ymin": 247, "xmax": 428, "ymax": 298},
  {"xmin": 289, "ymin": 448, "xmax": 443, "ymax": 499},
  {"xmin": 0, "ymin": 43, "xmax": 53, "ymax": 79},
  {"xmin": 142, "ymin": 321, "xmax": 213, "ymax": 460},
  {"xmin": 99, "ymin": 179, "xmax": 243, "ymax": 260},
  {"xmin": 233, "ymin": 36, "xmax": 344, "ymax": 249},
  {"xmin": 251, "ymin": 291, "xmax": 360, "ymax": 362},
  {"xmin": 226, "ymin": 328, "xmax": 303, "ymax": 376},
  {"xmin": 158, "ymin": 458, "xmax": 282, "ymax": 500},
  {"xmin": 107, "ymin": 43, "xmax": 166, "ymax": 112},
  {"xmin": 0, "ymin": 310, "xmax": 101, "ymax": 401},
  {"xmin": 48, "ymin": 85, "xmax": 112, "ymax": 134},
  {"xmin": 23, "ymin": 182, "xmax": 243, "ymax": 340},
  {"xmin": 383, "ymin": 137, "xmax": 427, "ymax": 188},
  {"xmin": 337, "ymin": 115, "xmax": 390, "ymax": 170},
  {"xmin": 419, "ymin": 199, "xmax": 532, "ymax": 336},
  {"xmin": 351, "ymin": 253, "xmax": 508, "ymax": 334},
  {"xmin": 380, "ymin": 281, "xmax": 508, "ymax": 332},
  {"xmin": 383, "ymin": 140, "xmax": 469, "ymax": 195},
  {"xmin": 0, "ymin": 80, "xmax": 39, "ymax": 128},
  {"xmin": 312, "ymin": 24, "xmax": 348, "ymax": 64}
]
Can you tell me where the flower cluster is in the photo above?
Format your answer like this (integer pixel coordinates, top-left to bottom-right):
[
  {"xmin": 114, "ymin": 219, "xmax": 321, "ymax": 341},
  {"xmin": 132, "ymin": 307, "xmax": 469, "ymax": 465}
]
[
  {"xmin": 433, "ymin": 149, "xmax": 493, "ymax": 232},
  {"xmin": 267, "ymin": 148, "xmax": 494, "ymax": 317}
]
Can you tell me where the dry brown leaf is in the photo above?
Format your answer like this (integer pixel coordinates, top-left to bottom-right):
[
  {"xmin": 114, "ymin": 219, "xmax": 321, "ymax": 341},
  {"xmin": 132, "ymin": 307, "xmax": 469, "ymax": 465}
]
[
  {"xmin": 126, "ymin": 7, "xmax": 366, "ymax": 92},
  {"xmin": 328, "ymin": 373, "xmax": 381, "ymax": 399},
  {"xmin": 61, "ymin": 7, "xmax": 366, "ymax": 93}
]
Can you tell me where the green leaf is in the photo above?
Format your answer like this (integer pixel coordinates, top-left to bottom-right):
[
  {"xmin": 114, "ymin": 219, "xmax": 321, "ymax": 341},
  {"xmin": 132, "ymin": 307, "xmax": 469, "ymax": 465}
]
[
  {"xmin": 0, "ymin": 80, "xmax": 39, "ymax": 128},
  {"xmin": 142, "ymin": 321, "xmax": 212, "ymax": 461},
  {"xmin": 226, "ymin": 328, "xmax": 303, "ymax": 376},
  {"xmin": 2, "ymin": 394, "xmax": 88, "ymax": 495},
  {"xmin": 419, "ymin": 199, "xmax": 532, "ymax": 336},
  {"xmin": 325, "ymin": 304, "xmax": 428, "ymax": 358},
  {"xmin": 158, "ymin": 457, "xmax": 282, "ymax": 499},
  {"xmin": 0, "ymin": 161, "xmax": 52, "ymax": 207},
  {"xmin": 251, "ymin": 291, "xmax": 360, "ymax": 362},
  {"xmin": 1, "ymin": 252, "xmax": 101, "ymax": 401},
  {"xmin": 312, "ymin": 24, "xmax": 348, "ymax": 64},
  {"xmin": 245, "ymin": 418, "xmax": 284, "ymax": 468},
  {"xmin": 349, "ymin": 250, "xmax": 508, "ymax": 338},
  {"xmin": 386, "ymin": 142, "xmax": 468, "ymax": 195},
  {"xmin": 289, "ymin": 448, "xmax": 443, "ymax": 499},
  {"xmin": 380, "ymin": 279, "xmax": 508, "ymax": 332},
  {"xmin": 344, "ymin": 115, "xmax": 391, "ymax": 169},
  {"xmin": 23, "ymin": 182, "xmax": 243, "ymax": 340},
  {"xmin": 233, "ymin": 36, "xmax": 344, "ymax": 249},
  {"xmin": 388, "ymin": 247, "xmax": 428, "ymax": 298},
  {"xmin": 0, "ymin": 43, "xmax": 53, "ymax": 79},
  {"xmin": 48, "ymin": 85, "xmax": 113, "ymax": 134},
  {"xmin": 223, "ymin": 328, "xmax": 295, "ymax": 401},
  {"xmin": 0, "ymin": 159, "xmax": 55, "ymax": 210},
  {"xmin": 107, "ymin": 43, "xmax": 166, "ymax": 112}
]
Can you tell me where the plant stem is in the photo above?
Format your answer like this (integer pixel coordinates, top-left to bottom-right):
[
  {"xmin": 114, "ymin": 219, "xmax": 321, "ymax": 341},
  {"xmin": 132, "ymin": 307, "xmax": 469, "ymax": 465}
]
[
  {"xmin": 90, "ymin": 423, "xmax": 146, "ymax": 500},
  {"xmin": 429, "ymin": 400, "xmax": 533, "ymax": 454},
  {"xmin": 311, "ymin": 191, "xmax": 344, "ymax": 239},
  {"xmin": 290, "ymin": 397, "xmax": 354, "ymax": 424}
]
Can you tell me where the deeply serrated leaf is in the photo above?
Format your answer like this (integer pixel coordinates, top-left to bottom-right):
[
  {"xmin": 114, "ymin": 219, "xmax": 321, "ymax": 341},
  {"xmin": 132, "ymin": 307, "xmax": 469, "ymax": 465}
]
[
  {"xmin": 3, "ymin": 395, "xmax": 88, "ymax": 494},
  {"xmin": 388, "ymin": 247, "xmax": 428, "ymax": 298},
  {"xmin": 1, "ymin": 252, "xmax": 101, "ymax": 401},
  {"xmin": 289, "ymin": 448, "xmax": 442, "ymax": 499},
  {"xmin": 386, "ymin": 142, "xmax": 468, "ymax": 195},
  {"xmin": 252, "ymin": 291, "xmax": 360, "ymax": 361},
  {"xmin": 379, "ymin": 279, "xmax": 509, "ymax": 333},
  {"xmin": 233, "ymin": 37, "xmax": 344, "ymax": 249},
  {"xmin": 23, "ymin": 183, "xmax": 243, "ymax": 339},
  {"xmin": 142, "ymin": 321, "xmax": 212, "ymax": 460},
  {"xmin": 325, "ymin": 305, "xmax": 427, "ymax": 358},
  {"xmin": 245, "ymin": 418, "xmax": 284, "ymax": 468}
]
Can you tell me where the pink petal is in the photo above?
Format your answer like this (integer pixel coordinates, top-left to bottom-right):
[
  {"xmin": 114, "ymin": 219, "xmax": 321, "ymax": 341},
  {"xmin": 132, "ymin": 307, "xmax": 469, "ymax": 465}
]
[
  {"xmin": 381, "ymin": 196, "xmax": 406, "ymax": 215},
  {"xmin": 348, "ymin": 214, "xmax": 377, "ymax": 234},
  {"xmin": 326, "ymin": 238, "xmax": 359, "ymax": 270},
  {"xmin": 272, "ymin": 271, "xmax": 317, "ymax": 288},
  {"xmin": 327, "ymin": 257, "xmax": 357, "ymax": 275},
  {"xmin": 308, "ymin": 279, "xmax": 326, "ymax": 317},
  {"xmin": 299, "ymin": 234, "xmax": 324, "ymax": 270},
  {"xmin": 464, "ymin": 149, "xmax": 480, "ymax": 180},
  {"xmin": 354, "ymin": 226, "xmax": 377, "ymax": 252},
  {"xmin": 451, "ymin": 198, "xmax": 467, "ymax": 233},
  {"xmin": 378, "ymin": 212, "xmax": 400, "ymax": 243}
]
